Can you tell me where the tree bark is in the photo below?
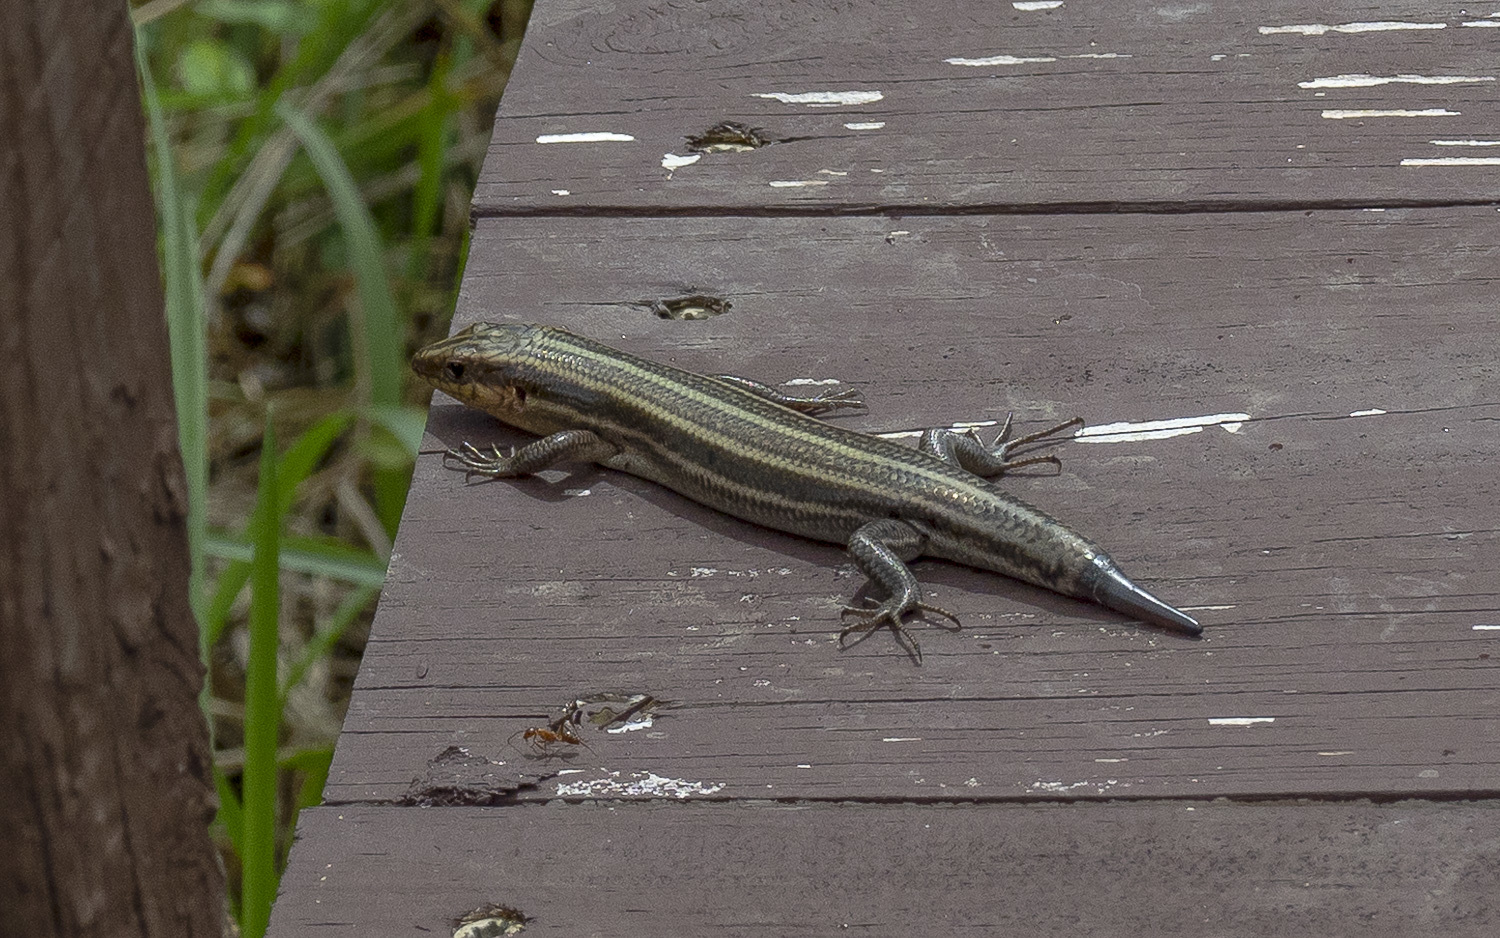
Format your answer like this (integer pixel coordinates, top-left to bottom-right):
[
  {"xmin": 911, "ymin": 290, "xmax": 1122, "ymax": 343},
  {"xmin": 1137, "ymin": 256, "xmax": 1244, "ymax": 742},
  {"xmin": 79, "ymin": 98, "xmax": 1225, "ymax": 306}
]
[{"xmin": 0, "ymin": 2, "xmax": 226, "ymax": 936}]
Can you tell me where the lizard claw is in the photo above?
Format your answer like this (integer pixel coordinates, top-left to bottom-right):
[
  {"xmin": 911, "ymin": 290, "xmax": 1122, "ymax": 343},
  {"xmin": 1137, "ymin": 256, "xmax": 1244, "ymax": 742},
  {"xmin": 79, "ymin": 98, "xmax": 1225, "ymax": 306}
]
[{"xmin": 838, "ymin": 597, "xmax": 963, "ymax": 663}]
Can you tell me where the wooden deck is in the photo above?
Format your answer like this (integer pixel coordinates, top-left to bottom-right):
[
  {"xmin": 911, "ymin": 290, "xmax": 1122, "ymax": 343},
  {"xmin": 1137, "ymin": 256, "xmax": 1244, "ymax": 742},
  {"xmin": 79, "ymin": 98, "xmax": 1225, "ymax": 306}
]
[{"xmin": 270, "ymin": 3, "xmax": 1500, "ymax": 934}]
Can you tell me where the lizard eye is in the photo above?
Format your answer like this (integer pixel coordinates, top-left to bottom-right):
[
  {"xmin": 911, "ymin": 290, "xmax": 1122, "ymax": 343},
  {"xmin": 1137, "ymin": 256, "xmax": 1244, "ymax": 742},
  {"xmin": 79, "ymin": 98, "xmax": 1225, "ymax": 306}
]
[{"xmin": 444, "ymin": 362, "xmax": 466, "ymax": 382}]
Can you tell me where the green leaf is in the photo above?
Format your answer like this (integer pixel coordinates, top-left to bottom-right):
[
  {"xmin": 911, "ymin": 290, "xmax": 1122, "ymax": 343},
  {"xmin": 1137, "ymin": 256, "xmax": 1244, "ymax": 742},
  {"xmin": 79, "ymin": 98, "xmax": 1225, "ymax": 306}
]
[
  {"xmin": 276, "ymin": 100, "xmax": 405, "ymax": 409},
  {"xmin": 198, "ymin": 0, "xmax": 319, "ymax": 34},
  {"xmin": 240, "ymin": 418, "xmax": 284, "ymax": 938},
  {"xmin": 177, "ymin": 38, "xmax": 256, "ymax": 99},
  {"xmin": 135, "ymin": 28, "xmax": 210, "ymax": 640},
  {"xmin": 205, "ymin": 530, "xmax": 391, "ymax": 587}
]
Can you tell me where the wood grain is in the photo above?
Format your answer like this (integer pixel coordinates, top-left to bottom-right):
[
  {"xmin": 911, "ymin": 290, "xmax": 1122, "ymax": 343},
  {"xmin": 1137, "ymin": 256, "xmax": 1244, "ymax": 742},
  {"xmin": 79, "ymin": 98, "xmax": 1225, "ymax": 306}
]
[
  {"xmin": 476, "ymin": 0, "xmax": 1500, "ymax": 213},
  {"xmin": 269, "ymin": 801, "xmax": 1500, "ymax": 937},
  {"xmin": 327, "ymin": 208, "xmax": 1500, "ymax": 804}
]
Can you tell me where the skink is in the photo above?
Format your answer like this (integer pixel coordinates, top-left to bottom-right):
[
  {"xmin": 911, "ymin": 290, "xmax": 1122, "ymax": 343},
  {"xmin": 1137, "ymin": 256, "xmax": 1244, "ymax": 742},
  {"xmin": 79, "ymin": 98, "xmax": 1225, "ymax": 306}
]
[{"xmin": 412, "ymin": 322, "xmax": 1201, "ymax": 659}]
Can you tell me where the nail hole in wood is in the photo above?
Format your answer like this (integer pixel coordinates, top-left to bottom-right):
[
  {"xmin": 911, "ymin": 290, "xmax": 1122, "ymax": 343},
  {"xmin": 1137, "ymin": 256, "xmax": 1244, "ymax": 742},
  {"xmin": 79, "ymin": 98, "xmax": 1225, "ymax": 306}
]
[
  {"xmin": 650, "ymin": 294, "xmax": 732, "ymax": 321},
  {"xmin": 686, "ymin": 121, "xmax": 771, "ymax": 153}
]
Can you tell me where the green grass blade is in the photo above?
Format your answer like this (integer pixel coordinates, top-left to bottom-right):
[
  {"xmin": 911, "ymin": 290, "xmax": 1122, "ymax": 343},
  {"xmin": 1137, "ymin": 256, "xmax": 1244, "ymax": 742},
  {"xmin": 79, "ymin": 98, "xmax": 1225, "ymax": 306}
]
[
  {"xmin": 274, "ymin": 104, "xmax": 404, "ymax": 410},
  {"xmin": 205, "ymin": 531, "xmax": 390, "ymax": 587},
  {"xmin": 136, "ymin": 26, "xmax": 209, "ymax": 631},
  {"xmin": 279, "ymin": 583, "xmax": 379, "ymax": 704},
  {"xmin": 241, "ymin": 418, "xmax": 283, "ymax": 938}
]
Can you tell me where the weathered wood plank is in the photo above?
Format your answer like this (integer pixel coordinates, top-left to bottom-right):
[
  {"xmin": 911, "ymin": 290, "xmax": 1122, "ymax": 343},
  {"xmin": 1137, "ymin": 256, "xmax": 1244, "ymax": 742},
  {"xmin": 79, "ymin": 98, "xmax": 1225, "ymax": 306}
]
[
  {"xmin": 477, "ymin": 0, "xmax": 1500, "ymax": 212},
  {"xmin": 327, "ymin": 207, "xmax": 1500, "ymax": 803},
  {"xmin": 268, "ymin": 801, "xmax": 1500, "ymax": 937}
]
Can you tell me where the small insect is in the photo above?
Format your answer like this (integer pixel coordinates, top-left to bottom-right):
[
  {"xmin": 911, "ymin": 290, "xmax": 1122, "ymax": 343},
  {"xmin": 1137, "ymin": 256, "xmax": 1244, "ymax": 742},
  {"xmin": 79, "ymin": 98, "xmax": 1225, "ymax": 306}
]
[{"xmin": 510, "ymin": 704, "xmax": 592, "ymax": 758}]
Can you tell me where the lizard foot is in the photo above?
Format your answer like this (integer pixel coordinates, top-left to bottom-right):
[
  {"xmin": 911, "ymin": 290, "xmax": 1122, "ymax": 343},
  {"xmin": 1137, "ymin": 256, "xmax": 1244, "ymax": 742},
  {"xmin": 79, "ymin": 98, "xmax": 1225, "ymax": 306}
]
[{"xmin": 838, "ymin": 598, "xmax": 962, "ymax": 664}]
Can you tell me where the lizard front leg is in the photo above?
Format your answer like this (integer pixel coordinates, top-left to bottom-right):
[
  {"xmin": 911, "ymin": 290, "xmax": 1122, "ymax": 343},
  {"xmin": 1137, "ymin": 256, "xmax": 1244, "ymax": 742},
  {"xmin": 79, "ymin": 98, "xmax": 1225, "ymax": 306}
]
[
  {"xmin": 443, "ymin": 429, "xmax": 620, "ymax": 478},
  {"xmin": 839, "ymin": 518, "xmax": 961, "ymax": 663},
  {"xmin": 920, "ymin": 415, "xmax": 1083, "ymax": 477}
]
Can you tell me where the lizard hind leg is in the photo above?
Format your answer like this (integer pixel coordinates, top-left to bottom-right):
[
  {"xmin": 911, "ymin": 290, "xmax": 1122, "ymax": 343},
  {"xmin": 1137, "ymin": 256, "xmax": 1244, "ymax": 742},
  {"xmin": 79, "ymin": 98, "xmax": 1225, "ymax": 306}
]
[
  {"xmin": 837, "ymin": 519, "xmax": 962, "ymax": 663},
  {"xmin": 919, "ymin": 415, "xmax": 1083, "ymax": 478}
]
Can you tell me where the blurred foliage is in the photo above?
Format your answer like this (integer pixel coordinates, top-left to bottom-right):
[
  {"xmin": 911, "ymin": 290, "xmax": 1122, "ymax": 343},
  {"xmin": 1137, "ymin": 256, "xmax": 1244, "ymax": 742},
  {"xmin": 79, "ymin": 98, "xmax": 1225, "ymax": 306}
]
[{"xmin": 132, "ymin": 1, "xmax": 533, "ymax": 932}]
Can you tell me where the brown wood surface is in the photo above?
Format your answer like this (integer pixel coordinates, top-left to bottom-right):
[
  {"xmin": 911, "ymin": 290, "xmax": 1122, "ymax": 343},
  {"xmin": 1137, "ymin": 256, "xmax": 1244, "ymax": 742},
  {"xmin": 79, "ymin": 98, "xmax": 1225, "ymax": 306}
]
[
  {"xmin": 270, "ymin": 801, "xmax": 1500, "ymax": 937},
  {"xmin": 273, "ymin": 0, "xmax": 1500, "ymax": 932},
  {"xmin": 478, "ymin": 0, "xmax": 1500, "ymax": 213},
  {"xmin": 325, "ymin": 209, "xmax": 1499, "ymax": 806}
]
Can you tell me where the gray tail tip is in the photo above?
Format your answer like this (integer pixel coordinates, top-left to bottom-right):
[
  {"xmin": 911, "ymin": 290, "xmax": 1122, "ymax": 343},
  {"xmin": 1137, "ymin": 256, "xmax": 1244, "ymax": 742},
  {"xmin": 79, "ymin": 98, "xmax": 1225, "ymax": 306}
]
[{"xmin": 1091, "ymin": 562, "xmax": 1202, "ymax": 637}]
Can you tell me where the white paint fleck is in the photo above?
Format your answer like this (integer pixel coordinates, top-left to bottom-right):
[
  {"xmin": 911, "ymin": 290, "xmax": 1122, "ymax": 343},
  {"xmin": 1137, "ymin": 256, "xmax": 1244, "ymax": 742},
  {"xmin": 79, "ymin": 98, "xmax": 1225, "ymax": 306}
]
[
  {"xmin": 1402, "ymin": 157, "xmax": 1500, "ymax": 166},
  {"xmin": 1074, "ymin": 412, "xmax": 1251, "ymax": 443},
  {"xmin": 946, "ymin": 52, "xmax": 1129, "ymax": 66},
  {"xmin": 1418, "ymin": 768, "xmax": 1440, "ymax": 779},
  {"xmin": 563, "ymin": 488, "xmax": 592, "ymax": 497},
  {"xmin": 604, "ymin": 715, "xmax": 654, "ymax": 734},
  {"xmin": 1211, "ymin": 54, "xmax": 1227, "ymax": 61},
  {"xmin": 1322, "ymin": 109, "xmax": 1460, "ymax": 119},
  {"xmin": 768, "ymin": 179, "xmax": 830, "ymax": 188},
  {"xmin": 690, "ymin": 567, "xmax": 718, "ymax": 577},
  {"xmin": 1462, "ymin": 20, "xmax": 1500, "ymax": 27},
  {"xmin": 661, "ymin": 152, "xmax": 701, "ymax": 170},
  {"xmin": 752, "ymin": 90, "xmax": 884, "ymax": 106},
  {"xmin": 882, "ymin": 737, "xmax": 921, "ymax": 742},
  {"xmin": 1299, "ymin": 73, "xmax": 1494, "ymax": 89},
  {"xmin": 951, "ymin": 419, "xmax": 1001, "ymax": 429},
  {"xmin": 1094, "ymin": 758, "xmax": 1128, "ymax": 763},
  {"xmin": 1209, "ymin": 717, "xmax": 1275, "ymax": 726},
  {"xmin": 948, "ymin": 54, "xmax": 1056, "ymax": 66},
  {"xmin": 555, "ymin": 771, "xmax": 725, "ymax": 799},
  {"xmin": 535, "ymin": 132, "xmax": 634, "ymax": 143},
  {"xmin": 783, "ymin": 378, "xmax": 842, "ymax": 386},
  {"xmin": 1183, "ymin": 604, "xmax": 1238, "ymax": 611},
  {"xmin": 844, "ymin": 121, "xmax": 886, "ymax": 130},
  {"xmin": 1430, "ymin": 139, "xmax": 1500, "ymax": 146},
  {"xmin": 1349, "ymin": 408, "xmax": 1387, "ymax": 417},
  {"xmin": 1472, "ymin": 624, "xmax": 1500, "ymax": 630},
  {"xmin": 817, "ymin": 169, "xmax": 849, "ymax": 176},
  {"xmin": 1318, "ymin": 751, "xmax": 1355, "ymax": 756},
  {"xmin": 796, "ymin": 763, "xmax": 812, "ymax": 769},
  {"xmin": 1259, "ymin": 22, "xmax": 1446, "ymax": 36},
  {"xmin": 1013, "ymin": 0, "xmax": 1062, "ymax": 9}
]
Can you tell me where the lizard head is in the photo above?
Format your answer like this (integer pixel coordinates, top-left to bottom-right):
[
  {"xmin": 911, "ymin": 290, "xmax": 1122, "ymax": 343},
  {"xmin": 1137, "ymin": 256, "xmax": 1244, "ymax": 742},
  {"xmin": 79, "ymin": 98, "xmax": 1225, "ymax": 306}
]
[{"xmin": 411, "ymin": 321, "xmax": 545, "ymax": 422}]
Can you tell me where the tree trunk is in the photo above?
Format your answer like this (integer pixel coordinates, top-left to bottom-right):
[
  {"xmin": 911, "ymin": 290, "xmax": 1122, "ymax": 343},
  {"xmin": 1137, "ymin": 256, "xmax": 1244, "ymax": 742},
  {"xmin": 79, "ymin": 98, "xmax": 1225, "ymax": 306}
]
[{"xmin": 0, "ymin": 2, "xmax": 226, "ymax": 936}]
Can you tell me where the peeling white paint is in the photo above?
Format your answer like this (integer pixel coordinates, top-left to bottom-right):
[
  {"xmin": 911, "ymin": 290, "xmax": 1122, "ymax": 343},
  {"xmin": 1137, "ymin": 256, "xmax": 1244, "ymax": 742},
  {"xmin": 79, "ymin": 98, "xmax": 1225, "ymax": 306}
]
[
  {"xmin": 661, "ymin": 152, "xmax": 701, "ymax": 170},
  {"xmin": 1462, "ymin": 19, "xmax": 1500, "ymax": 27},
  {"xmin": 535, "ymin": 132, "xmax": 635, "ymax": 143},
  {"xmin": 555, "ymin": 771, "xmax": 725, "ymax": 799},
  {"xmin": 1209, "ymin": 717, "xmax": 1275, "ymax": 726},
  {"xmin": 1402, "ymin": 156, "xmax": 1500, "ymax": 166},
  {"xmin": 1183, "ymin": 604, "xmax": 1238, "ymax": 611},
  {"xmin": 550, "ymin": 189, "xmax": 570, "ymax": 195},
  {"xmin": 883, "ymin": 737, "xmax": 921, "ymax": 742},
  {"xmin": 948, "ymin": 54, "xmax": 1056, "ymax": 65},
  {"xmin": 690, "ymin": 567, "xmax": 718, "ymax": 577},
  {"xmin": 946, "ymin": 52, "xmax": 1130, "ymax": 66},
  {"xmin": 1318, "ymin": 750, "xmax": 1355, "ymax": 756},
  {"xmin": 563, "ymin": 488, "xmax": 592, "ymax": 497},
  {"xmin": 1074, "ymin": 412, "xmax": 1250, "ymax": 443},
  {"xmin": 1322, "ymin": 108, "xmax": 1459, "ymax": 118},
  {"xmin": 1013, "ymin": 0, "xmax": 1062, "ymax": 9},
  {"xmin": 1472, "ymin": 624, "xmax": 1500, "ymax": 630},
  {"xmin": 783, "ymin": 378, "xmax": 842, "ymax": 386},
  {"xmin": 1430, "ymin": 139, "xmax": 1500, "ymax": 146},
  {"xmin": 603, "ymin": 715, "xmax": 653, "ymax": 734},
  {"xmin": 1299, "ymin": 73, "xmax": 1494, "ymax": 89},
  {"xmin": 752, "ymin": 90, "xmax": 884, "ymax": 106},
  {"xmin": 1349, "ymin": 408, "xmax": 1387, "ymax": 417},
  {"xmin": 844, "ymin": 121, "xmax": 886, "ymax": 130},
  {"xmin": 1259, "ymin": 22, "xmax": 1446, "ymax": 36},
  {"xmin": 768, "ymin": 179, "xmax": 830, "ymax": 188}
]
